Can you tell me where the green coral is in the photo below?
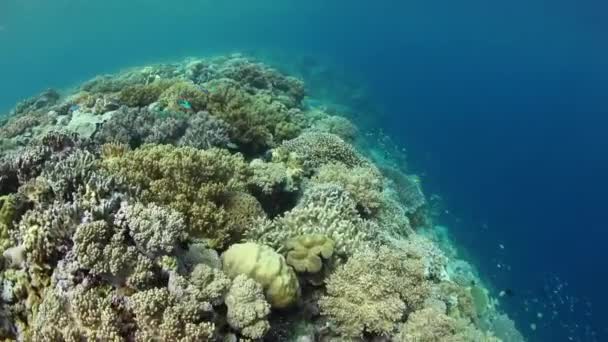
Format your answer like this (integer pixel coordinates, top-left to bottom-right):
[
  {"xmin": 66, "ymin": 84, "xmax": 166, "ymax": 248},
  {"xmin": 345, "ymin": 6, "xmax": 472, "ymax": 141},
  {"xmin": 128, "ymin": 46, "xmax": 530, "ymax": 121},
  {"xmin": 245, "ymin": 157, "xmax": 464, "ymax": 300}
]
[
  {"xmin": 118, "ymin": 79, "xmax": 175, "ymax": 107},
  {"xmin": 285, "ymin": 234, "xmax": 334, "ymax": 273},
  {"xmin": 158, "ymin": 81, "xmax": 208, "ymax": 112},
  {"xmin": 205, "ymin": 78, "xmax": 304, "ymax": 150},
  {"xmin": 319, "ymin": 246, "xmax": 431, "ymax": 338},
  {"xmin": 101, "ymin": 144, "xmax": 249, "ymax": 248},
  {"xmin": 222, "ymin": 191, "xmax": 266, "ymax": 242},
  {"xmin": 0, "ymin": 195, "xmax": 18, "ymax": 254},
  {"xmin": 221, "ymin": 242, "xmax": 299, "ymax": 308}
]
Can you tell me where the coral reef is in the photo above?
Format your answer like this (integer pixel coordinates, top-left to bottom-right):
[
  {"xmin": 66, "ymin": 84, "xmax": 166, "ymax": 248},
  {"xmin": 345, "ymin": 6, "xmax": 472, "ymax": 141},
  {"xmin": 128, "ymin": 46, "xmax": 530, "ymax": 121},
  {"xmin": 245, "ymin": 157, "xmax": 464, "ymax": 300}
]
[{"xmin": 0, "ymin": 54, "xmax": 524, "ymax": 342}]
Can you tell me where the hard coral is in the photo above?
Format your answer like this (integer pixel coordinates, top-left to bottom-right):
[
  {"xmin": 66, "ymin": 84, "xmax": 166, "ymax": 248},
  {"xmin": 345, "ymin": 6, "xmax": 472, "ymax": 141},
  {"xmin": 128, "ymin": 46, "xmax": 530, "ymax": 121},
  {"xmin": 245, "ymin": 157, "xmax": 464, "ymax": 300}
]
[
  {"xmin": 205, "ymin": 78, "xmax": 304, "ymax": 151},
  {"xmin": 225, "ymin": 274, "xmax": 271, "ymax": 339},
  {"xmin": 313, "ymin": 162, "xmax": 384, "ymax": 216},
  {"xmin": 221, "ymin": 242, "xmax": 299, "ymax": 308},
  {"xmin": 394, "ymin": 307, "xmax": 499, "ymax": 342},
  {"xmin": 32, "ymin": 285, "xmax": 123, "ymax": 341},
  {"xmin": 118, "ymin": 79, "xmax": 175, "ymax": 107},
  {"xmin": 280, "ymin": 132, "xmax": 369, "ymax": 173},
  {"xmin": 319, "ymin": 246, "xmax": 430, "ymax": 338},
  {"xmin": 158, "ymin": 81, "xmax": 208, "ymax": 112},
  {"xmin": 285, "ymin": 234, "xmax": 334, "ymax": 273},
  {"xmin": 128, "ymin": 287, "xmax": 216, "ymax": 341},
  {"xmin": 114, "ymin": 201, "xmax": 187, "ymax": 258},
  {"xmin": 101, "ymin": 144, "xmax": 249, "ymax": 248},
  {"xmin": 247, "ymin": 184, "xmax": 377, "ymax": 256}
]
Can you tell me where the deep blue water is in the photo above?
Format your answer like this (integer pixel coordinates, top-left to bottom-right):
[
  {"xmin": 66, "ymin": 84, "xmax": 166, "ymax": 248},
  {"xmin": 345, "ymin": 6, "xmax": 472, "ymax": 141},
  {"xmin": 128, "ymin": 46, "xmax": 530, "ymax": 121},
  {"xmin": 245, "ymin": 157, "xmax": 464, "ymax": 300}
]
[{"xmin": 2, "ymin": 1, "xmax": 607, "ymax": 341}]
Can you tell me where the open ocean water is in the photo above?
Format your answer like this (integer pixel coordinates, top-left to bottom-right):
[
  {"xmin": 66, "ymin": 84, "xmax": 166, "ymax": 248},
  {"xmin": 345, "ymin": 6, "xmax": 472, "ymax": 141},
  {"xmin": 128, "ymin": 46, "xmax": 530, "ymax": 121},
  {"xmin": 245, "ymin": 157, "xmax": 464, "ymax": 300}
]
[{"xmin": 1, "ymin": 1, "xmax": 607, "ymax": 341}]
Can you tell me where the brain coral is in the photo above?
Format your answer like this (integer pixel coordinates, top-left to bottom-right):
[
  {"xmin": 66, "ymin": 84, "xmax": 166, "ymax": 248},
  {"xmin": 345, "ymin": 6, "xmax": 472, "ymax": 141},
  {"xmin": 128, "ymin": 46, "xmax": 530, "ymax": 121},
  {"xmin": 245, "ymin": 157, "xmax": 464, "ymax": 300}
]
[{"xmin": 221, "ymin": 242, "xmax": 299, "ymax": 308}]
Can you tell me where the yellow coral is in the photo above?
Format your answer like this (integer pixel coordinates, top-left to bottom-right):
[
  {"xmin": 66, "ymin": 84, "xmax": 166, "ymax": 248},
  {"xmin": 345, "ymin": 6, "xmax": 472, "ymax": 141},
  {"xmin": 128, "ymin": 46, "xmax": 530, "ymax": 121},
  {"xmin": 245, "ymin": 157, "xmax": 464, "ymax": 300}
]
[
  {"xmin": 221, "ymin": 242, "xmax": 299, "ymax": 308},
  {"xmin": 285, "ymin": 234, "xmax": 334, "ymax": 273}
]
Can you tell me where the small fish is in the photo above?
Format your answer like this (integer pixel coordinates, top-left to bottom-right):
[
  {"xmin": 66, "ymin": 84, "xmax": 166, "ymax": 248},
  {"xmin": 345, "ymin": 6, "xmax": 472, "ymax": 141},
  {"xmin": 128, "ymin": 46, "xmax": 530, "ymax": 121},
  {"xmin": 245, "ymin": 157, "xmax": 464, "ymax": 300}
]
[
  {"xmin": 177, "ymin": 99, "xmax": 192, "ymax": 110},
  {"xmin": 69, "ymin": 104, "xmax": 80, "ymax": 112},
  {"xmin": 196, "ymin": 85, "xmax": 210, "ymax": 95}
]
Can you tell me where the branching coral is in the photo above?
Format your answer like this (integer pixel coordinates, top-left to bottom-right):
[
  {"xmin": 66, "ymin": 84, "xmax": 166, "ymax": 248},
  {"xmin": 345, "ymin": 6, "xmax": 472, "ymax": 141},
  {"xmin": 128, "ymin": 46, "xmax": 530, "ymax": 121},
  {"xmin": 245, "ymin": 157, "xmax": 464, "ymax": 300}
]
[
  {"xmin": 16, "ymin": 201, "xmax": 78, "ymax": 265},
  {"xmin": 118, "ymin": 79, "xmax": 175, "ymax": 107},
  {"xmin": 225, "ymin": 274, "xmax": 271, "ymax": 339},
  {"xmin": 394, "ymin": 307, "xmax": 499, "ymax": 342},
  {"xmin": 101, "ymin": 144, "xmax": 249, "ymax": 248},
  {"xmin": 158, "ymin": 81, "xmax": 209, "ymax": 112},
  {"xmin": 216, "ymin": 56, "xmax": 305, "ymax": 106},
  {"xmin": 128, "ymin": 287, "xmax": 216, "ymax": 341},
  {"xmin": 167, "ymin": 263, "xmax": 231, "ymax": 306},
  {"xmin": 279, "ymin": 132, "xmax": 369, "ymax": 172},
  {"xmin": 114, "ymin": 201, "xmax": 187, "ymax": 258},
  {"xmin": 205, "ymin": 78, "xmax": 304, "ymax": 150},
  {"xmin": 312, "ymin": 162, "xmax": 384, "ymax": 216},
  {"xmin": 72, "ymin": 220, "xmax": 157, "ymax": 289},
  {"xmin": 31, "ymin": 285, "xmax": 123, "ymax": 341},
  {"xmin": 222, "ymin": 192, "xmax": 266, "ymax": 242},
  {"xmin": 247, "ymin": 158, "xmax": 302, "ymax": 195},
  {"xmin": 309, "ymin": 115, "xmax": 358, "ymax": 142},
  {"xmin": 246, "ymin": 184, "xmax": 377, "ymax": 255},
  {"xmin": 319, "ymin": 246, "xmax": 431, "ymax": 338}
]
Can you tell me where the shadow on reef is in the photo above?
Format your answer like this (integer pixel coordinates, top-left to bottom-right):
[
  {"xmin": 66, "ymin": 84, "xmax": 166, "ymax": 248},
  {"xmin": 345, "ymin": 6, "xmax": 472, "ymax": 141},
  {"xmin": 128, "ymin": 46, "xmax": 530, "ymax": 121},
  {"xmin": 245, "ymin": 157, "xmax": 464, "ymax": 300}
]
[{"xmin": 0, "ymin": 54, "xmax": 525, "ymax": 341}]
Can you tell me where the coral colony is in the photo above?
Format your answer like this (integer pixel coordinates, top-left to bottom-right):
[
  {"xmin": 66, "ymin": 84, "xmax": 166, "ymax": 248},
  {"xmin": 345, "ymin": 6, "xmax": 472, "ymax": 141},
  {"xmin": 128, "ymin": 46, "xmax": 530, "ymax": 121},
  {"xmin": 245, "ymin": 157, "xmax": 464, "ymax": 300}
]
[{"xmin": 0, "ymin": 55, "xmax": 524, "ymax": 341}]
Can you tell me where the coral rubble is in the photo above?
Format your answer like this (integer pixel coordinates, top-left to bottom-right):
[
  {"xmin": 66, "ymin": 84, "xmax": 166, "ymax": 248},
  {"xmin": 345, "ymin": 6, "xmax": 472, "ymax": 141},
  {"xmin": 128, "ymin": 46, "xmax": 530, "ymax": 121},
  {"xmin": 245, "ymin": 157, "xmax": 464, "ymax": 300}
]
[{"xmin": 0, "ymin": 54, "xmax": 523, "ymax": 341}]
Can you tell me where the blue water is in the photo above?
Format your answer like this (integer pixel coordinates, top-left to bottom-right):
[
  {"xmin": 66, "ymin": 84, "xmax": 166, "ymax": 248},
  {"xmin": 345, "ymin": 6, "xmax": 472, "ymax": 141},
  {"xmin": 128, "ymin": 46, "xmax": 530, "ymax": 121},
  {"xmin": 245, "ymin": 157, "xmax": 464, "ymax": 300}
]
[{"xmin": 2, "ymin": 1, "xmax": 607, "ymax": 340}]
